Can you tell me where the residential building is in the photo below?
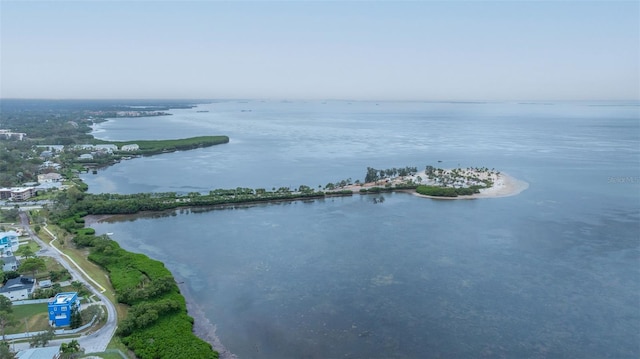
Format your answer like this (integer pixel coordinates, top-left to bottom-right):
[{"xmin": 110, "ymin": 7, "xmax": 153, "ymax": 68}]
[
  {"xmin": 78, "ymin": 154, "xmax": 94, "ymax": 160},
  {"xmin": 48, "ymin": 292, "xmax": 80, "ymax": 327},
  {"xmin": 39, "ymin": 150, "xmax": 53, "ymax": 159},
  {"xmin": 0, "ymin": 129, "xmax": 27, "ymax": 141},
  {"xmin": 39, "ymin": 161, "xmax": 61, "ymax": 170},
  {"xmin": 95, "ymin": 144, "xmax": 117, "ymax": 154},
  {"xmin": 0, "ymin": 276, "xmax": 36, "ymax": 301},
  {"xmin": 121, "ymin": 144, "xmax": 139, "ymax": 151},
  {"xmin": 1, "ymin": 255, "xmax": 19, "ymax": 271},
  {"xmin": 36, "ymin": 144, "xmax": 65, "ymax": 152},
  {"xmin": 10, "ymin": 187, "xmax": 35, "ymax": 201},
  {"xmin": 0, "ymin": 231, "xmax": 20, "ymax": 255},
  {"xmin": 37, "ymin": 173, "xmax": 63, "ymax": 183}
]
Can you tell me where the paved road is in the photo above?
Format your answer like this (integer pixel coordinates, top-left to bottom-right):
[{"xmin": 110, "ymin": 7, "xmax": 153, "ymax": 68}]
[{"xmin": 17, "ymin": 211, "xmax": 117, "ymax": 353}]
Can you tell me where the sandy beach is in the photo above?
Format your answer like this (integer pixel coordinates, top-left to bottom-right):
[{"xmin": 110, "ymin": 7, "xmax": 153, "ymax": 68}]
[
  {"xmin": 342, "ymin": 169, "xmax": 528, "ymax": 200},
  {"xmin": 411, "ymin": 172, "xmax": 529, "ymax": 200}
]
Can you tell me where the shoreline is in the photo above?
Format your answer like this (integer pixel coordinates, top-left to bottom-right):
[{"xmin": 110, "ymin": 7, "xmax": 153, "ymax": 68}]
[
  {"xmin": 341, "ymin": 171, "xmax": 528, "ymax": 200},
  {"xmin": 412, "ymin": 172, "xmax": 529, "ymax": 200},
  {"xmin": 82, "ymin": 168, "xmax": 527, "ymax": 358},
  {"xmin": 177, "ymin": 280, "xmax": 238, "ymax": 359}
]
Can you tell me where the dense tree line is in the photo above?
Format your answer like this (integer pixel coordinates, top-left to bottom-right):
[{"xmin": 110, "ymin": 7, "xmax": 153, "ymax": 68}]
[
  {"xmin": 364, "ymin": 166, "xmax": 418, "ymax": 183},
  {"xmin": 57, "ymin": 187, "xmax": 327, "ymax": 217},
  {"xmin": 416, "ymin": 185, "xmax": 483, "ymax": 197}
]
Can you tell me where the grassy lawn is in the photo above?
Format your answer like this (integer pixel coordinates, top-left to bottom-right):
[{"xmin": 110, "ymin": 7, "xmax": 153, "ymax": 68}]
[
  {"xmin": 42, "ymin": 256, "xmax": 70, "ymax": 277},
  {"xmin": 15, "ymin": 241, "xmax": 41, "ymax": 256},
  {"xmin": 5, "ymin": 303, "xmax": 50, "ymax": 334},
  {"xmin": 80, "ymin": 353, "xmax": 125, "ymax": 359},
  {"xmin": 107, "ymin": 336, "xmax": 134, "ymax": 358}
]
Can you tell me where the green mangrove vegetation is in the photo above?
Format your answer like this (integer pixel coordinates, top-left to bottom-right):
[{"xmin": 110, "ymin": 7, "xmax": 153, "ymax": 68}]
[
  {"xmin": 416, "ymin": 185, "xmax": 483, "ymax": 197},
  {"xmin": 53, "ymin": 213, "xmax": 218, "ymax": 359},
  {"xmin": 92, "ymin": 136, "xmax": 229, "ymax": 156}
]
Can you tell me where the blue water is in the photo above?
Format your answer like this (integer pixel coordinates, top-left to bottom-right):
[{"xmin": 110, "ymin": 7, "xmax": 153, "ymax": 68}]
[{"xmin": 87, "ymin": 101, "xmax": 640, "ymax": 358}]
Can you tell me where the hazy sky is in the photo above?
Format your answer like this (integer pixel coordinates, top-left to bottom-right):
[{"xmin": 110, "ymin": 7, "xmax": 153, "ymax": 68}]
[{"xmin": 1, "ymin": 1, "xmax": 638, "ymax": 101}]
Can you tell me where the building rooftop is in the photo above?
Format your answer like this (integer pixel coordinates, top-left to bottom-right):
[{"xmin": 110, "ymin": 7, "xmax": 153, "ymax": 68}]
[
  {"xmin": 0, "ymin": 276, "xmax": 35, "ymax": 293},
  {"xmin": 49, "ymin": 292, "xmax": 77, "ymax": 304}
]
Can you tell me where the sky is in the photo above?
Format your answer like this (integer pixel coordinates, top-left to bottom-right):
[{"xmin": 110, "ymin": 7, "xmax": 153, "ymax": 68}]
[{"xmin": 1, "ymin": 1, "xmax": 638, "ymax": 101}]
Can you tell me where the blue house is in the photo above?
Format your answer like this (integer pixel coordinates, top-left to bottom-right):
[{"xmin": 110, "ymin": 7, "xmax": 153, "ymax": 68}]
[
  {"xmin": 0, "ymin": 231, "xmax": 20, "ymax": 256},
  {"xmin": 48, "ymin": 292, "xmax": 80, "ymax": 327}
]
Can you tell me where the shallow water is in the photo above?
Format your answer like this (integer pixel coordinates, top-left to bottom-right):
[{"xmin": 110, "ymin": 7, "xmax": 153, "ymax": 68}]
[{"xmin": 88, "ymin": 101, "xmax": 639, "ymax": 358}]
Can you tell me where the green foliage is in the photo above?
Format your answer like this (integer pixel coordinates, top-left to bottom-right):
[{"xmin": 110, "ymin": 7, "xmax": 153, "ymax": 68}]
[
  {"xmin": 68, "ymin": 187, "xmax": 326, "ymax": 215},
  {"xmin": 0, "ymin": 209, "xmax": 19, "ymax": 223},
  {"xmin": 365, "ymin": 166, "xmax": 418, "ymax": 183},
  {"xmin": 80, "ymin": 304, "xmax": 103, "ymax": 324},
  {"xmin": 49, "ymin": 269, "xmax": 71, "ymax": 282},
  {"xmin": 0, "ymin": 311, "xmax": 18, "ymax": 341},
  {"xmin": 117, "ymin": 299, "xmax": 182, "ymax": 336},
  {"xmin": 3, "ymin": 271, "xmax": 19, "ymax": 282},
  {"xmin": 70, "ymin": 306, "xmax": 82, "ymax": 329},
  {"xmin": 416, "ymin": 185, "xmax": 459, "ymax": 197},
  {"xmin": 31, "ymin": 283, "xmax": 63, "ymax": 300},
  {"xmin": 59, "ymin": 339, "xmax": 83, "ymax": 358},
  {"xmin": 15, "ymin": 246, "xmax": 36, "ymax": 259},
  {"xmin": 93, "ymin": 136, "xmax": 229, "ymax": 156},
  {"xmin": 17, "ymin": 257, "xmax": 46, "ymax": 278},
  {"xmin": 29, "ymin": 327, "xmax": 54, "ymax": 348},
  {"xmin": 0, "ymin": 297, "xmax": 12, "ymax": 314},
  {"xmin": 0, "ymin": 341, "xmax": 16, "ymax": 359},
  {"xmin": 121, "ymin": 313, "xmax": 218, "ymax": 359},
  {"xmin": 416, "ymin": 185, "xmax": 482, "ymax": 197}
]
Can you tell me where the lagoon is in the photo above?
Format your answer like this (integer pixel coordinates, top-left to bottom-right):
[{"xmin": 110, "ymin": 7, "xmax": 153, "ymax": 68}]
[{"xmin": 87, "ymin": 101, "xmax": 639, "ymax": 358}]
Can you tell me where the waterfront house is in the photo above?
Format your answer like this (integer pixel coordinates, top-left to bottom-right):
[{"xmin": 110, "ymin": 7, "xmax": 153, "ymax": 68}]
[
  {"xmin": 48, "ymin": 292, "xmax": 80, "ymax": 327},
  {"xmin": 0, "ymin": 276, "xmax": 36, "ymax": 301},
  {"xmin": 0, "ymin": 231, "xmax": 20, "ymax": 255},
  {"xmin": 95, "ymin": 144, "xmax": 117, "ymax": 154},
  {"xmin": 121, "ymin": 144, "xmax": 139, "ymax": 151}
]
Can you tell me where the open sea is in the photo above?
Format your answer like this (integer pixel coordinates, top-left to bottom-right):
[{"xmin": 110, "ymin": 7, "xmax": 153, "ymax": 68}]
[{"xmin": 85, "ymin": 101, "xmax": 640, "ymax": 358}]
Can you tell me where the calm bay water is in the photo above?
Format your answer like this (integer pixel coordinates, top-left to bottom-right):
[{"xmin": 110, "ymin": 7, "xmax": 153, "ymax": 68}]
[{"xmin": 86, "ymin": 101, "xmax": 639, "ymax": 358}]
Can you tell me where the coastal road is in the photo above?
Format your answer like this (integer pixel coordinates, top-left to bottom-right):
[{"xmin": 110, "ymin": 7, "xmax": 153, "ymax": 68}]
[{"xmin": 17, "ymin": 211, "xmax": 117, "ymax": 353}]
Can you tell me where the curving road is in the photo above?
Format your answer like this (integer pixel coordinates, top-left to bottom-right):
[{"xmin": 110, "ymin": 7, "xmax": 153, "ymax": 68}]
[{"xmin": 17, "ymin": 211, "xmax": 117, "ymax": 353}]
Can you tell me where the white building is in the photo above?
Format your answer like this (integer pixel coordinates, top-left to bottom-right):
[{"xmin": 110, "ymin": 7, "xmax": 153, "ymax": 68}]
[
  {"xmin": 95, "ymin": 144, "xmax": 118, "ymax": 154},
  {"xmin": 0, "ymin": 276, "xmax": 36, "ymax": 301},
  {"xmin": 121, "ymin": 144, "xmax": 139, "ymax": 151},
  {"xmin": 37, "ymin": 173, "xmax": 63, "ymax": 183},
  {"xmin": 0, "ymin": 230, "xmax": 20, "ymax": 255},
  {"xmin": 39, "ymin": 161, "xmax": 61, "ymax": 170}
]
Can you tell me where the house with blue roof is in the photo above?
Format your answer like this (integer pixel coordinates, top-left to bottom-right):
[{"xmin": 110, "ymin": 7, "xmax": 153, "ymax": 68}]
[
  {"xmin": 0, "ymin": 231, "xmax": 20, "ymax": 256},
  {"xmin": 48, "ymin": 292, "xmax": 80, "ymax": 327}
]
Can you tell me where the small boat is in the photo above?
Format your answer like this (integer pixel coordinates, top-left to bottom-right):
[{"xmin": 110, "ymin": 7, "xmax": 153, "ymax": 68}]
[{"xmin": 107, "ymin": 232, "xmax": 114, "ymax": 236}]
